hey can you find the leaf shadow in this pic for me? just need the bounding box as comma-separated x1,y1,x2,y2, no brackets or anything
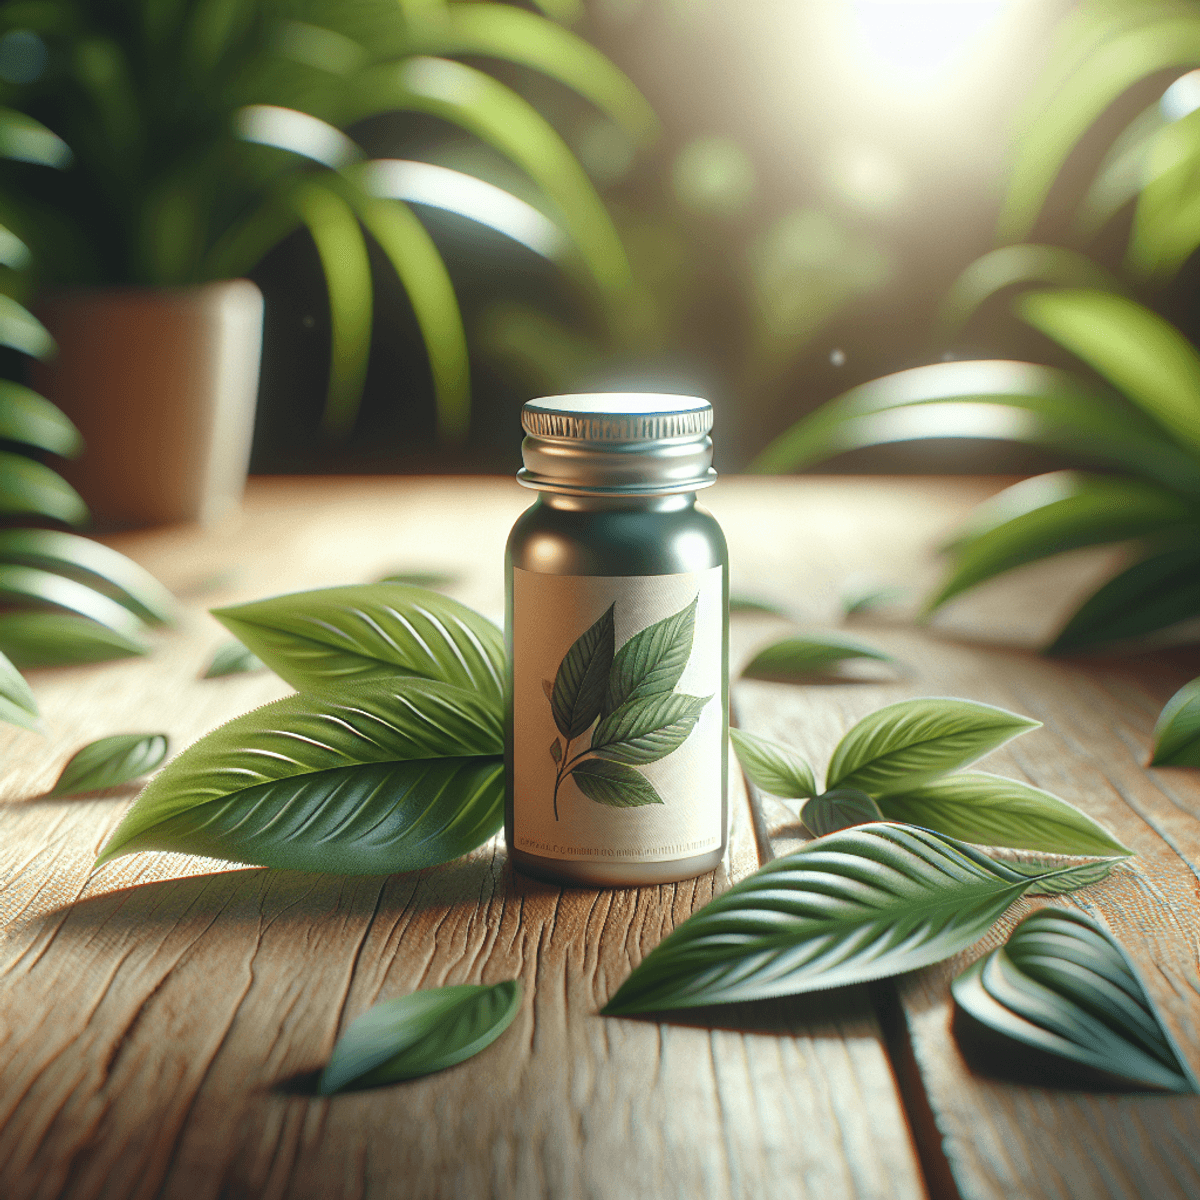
4,782,144,808
951,1004,1167,1094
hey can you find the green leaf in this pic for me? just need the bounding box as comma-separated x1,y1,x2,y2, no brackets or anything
318,981,521,1094
604,595,696,714
0,564,148,639
1018,290,1200,461
741,633,893,680
927,472,1192,613
747,359,1198,491
0,646,37,731
0,612,148,668
549,737,562,763
203,641,265,678
1002,858,1118,896
729,728,817,799
51,733,168,796
95,678,504,873
938,245,1123,337
0,452,88,525
826,698,1040,797
1151,676,1200,766
952,908,1198,1093
729,595,791,617
842,584,905,616
1049,545,1200,653
211,583,505,707
590,692,710,764
293,182,372,440
0,107,71,167
876,772,1129,856
377,570,458,588
569,756,662,808
0,381,83,457
551,602,614,739
337,185,470,445
0,529,175,624
601,823,1085,1014
800,789,881,837
0,295,54,359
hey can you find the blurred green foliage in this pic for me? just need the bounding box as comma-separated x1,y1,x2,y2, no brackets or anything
756,0,1200,654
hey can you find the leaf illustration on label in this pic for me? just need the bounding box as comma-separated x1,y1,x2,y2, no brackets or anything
550,738,562,763
571,757,664,808
550,603,615,739
541,678,554,703
603,596,697,715
591,693,712,764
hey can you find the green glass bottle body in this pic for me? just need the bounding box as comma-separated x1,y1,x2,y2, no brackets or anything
505,490,729,887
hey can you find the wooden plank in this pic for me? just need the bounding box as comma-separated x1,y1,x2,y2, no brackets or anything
722,480,1200,1200
0,477,929,1200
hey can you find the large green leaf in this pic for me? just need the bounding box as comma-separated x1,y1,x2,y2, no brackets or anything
1151,676,1200,767
0,612,148,667
1018,290,1200,461
0,452,88,525
747,361,1196,491
998,13,1200,240
876,772,1129,856
0,564,147,639
938,245,1123,336
741,633,892,680
826,698,1039,797
729,728,817,800
604,595,696,714
95,677,504,872
0,381,83,457
952,908,1198,1093
211,583,505,706
927,472,1193,612
550,602,614,739
569,756,662,808
292,181,372,439
589,692,710,764
50,733,168,796
413,4,657,144
350,57,630,302
319,980,522,1094
601,823,1090,1014
339,185,469,444
0,529,175,624
1049,545,1200,653
0,646,38,731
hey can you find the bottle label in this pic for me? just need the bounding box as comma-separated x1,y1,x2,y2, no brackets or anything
512,566,725,863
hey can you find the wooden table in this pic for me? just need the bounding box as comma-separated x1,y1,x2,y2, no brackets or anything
2,475,1199,1200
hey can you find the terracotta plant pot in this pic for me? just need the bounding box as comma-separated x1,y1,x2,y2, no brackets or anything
32,280,264,529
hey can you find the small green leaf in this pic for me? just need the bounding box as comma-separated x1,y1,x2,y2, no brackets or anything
551,602,614,739
0,296,54,359
377,570,458,588
842,585,906,616
1049,546,1200,653
0,107,72,167
800,789,881,837
1151,677,1200,767
826,698,1040,797
604,595,696,714
1003,858,1118,896
203,641,265,678
601,823,1089,1014
0,381,83,457
549,737,562,763
742,633,893,680
95,678,503,872
876,772,1129,856
0,612,148,668
952,908,1198,1093
590,692,711,765
318,981,521,1094
0,452,88,526
729,595,791,617
569,756,662,808
0,564,148,639
212,583,505,707
729,728,817,799
0,529,175,624
0,647,37,731
51,733,168,796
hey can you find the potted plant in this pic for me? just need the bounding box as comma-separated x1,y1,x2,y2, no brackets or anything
0,0,655,525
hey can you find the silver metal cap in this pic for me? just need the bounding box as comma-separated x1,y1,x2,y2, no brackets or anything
518,393,717,495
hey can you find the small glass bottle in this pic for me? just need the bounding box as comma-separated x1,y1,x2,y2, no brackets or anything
505,393,729,887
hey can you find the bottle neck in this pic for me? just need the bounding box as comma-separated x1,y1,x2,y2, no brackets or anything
536,491,697,514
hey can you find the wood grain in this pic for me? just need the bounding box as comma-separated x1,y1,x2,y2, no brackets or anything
0,477,941,1200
